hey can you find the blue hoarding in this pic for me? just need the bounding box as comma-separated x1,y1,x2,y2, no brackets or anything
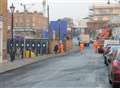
49,20,67,41
42,31,48,38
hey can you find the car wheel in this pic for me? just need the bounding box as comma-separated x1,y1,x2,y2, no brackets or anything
109,78,112,84
112,84,118,88
108,73,112,84
104,58,106,64
104,59,108,66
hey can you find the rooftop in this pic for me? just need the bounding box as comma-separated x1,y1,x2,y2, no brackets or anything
90,3,120,10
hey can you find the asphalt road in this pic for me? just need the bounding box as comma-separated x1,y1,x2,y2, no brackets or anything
0,48,112,88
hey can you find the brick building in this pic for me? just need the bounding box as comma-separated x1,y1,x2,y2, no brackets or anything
8,10,48,38
0,0,8,63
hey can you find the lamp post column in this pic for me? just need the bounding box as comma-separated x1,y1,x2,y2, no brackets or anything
10,3,15,62
11,11,14,41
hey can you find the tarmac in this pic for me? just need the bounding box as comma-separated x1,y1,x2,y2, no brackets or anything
0,47,79,74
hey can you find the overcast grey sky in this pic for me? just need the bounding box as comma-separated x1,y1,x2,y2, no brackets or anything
8,0,118,21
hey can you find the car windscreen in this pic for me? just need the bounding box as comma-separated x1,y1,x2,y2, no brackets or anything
116,54,120,60
111,46,120,51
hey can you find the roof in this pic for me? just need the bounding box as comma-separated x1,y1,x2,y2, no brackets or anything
92,4,120,9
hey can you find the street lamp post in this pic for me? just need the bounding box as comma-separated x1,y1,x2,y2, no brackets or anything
10,3,15,62
10,3,15,43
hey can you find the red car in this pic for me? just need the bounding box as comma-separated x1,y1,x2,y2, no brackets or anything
108,51,120,88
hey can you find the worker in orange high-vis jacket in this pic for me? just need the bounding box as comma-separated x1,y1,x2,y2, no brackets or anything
79,43,85,54
92,41,98,53
97,43,101,53
60,43,64,54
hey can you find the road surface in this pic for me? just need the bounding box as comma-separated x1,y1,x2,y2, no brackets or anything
0,48,112,88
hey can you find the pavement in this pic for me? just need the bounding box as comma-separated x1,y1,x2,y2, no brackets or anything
0,47,112,88
0,47,79,74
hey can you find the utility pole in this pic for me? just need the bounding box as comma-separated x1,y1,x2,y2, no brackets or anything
47,5,50,53
47,5,50,38
20,3,26,37
43,0,46,16
20,3,26,55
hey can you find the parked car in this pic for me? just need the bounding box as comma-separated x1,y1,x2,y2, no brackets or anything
104,45,120,66
103,44,120,56
108,51,120,88
103,45,111,58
